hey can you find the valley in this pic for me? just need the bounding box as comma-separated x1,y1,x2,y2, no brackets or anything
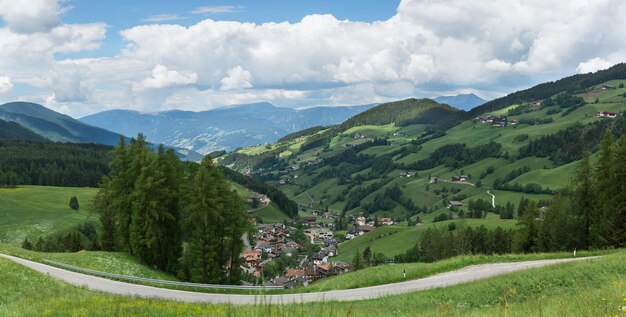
1,63,626,315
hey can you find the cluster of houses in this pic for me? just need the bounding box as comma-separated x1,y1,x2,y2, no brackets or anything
344,216,393,240
429,175,469,183
597,111,618,119
353,133,369,139
245,221,353,288
242,223,302,278
476,115,517,127
245,193,271,207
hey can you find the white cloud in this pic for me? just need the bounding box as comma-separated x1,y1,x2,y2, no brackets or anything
190,5,242,15
0,76,12,93
220,66,252,90
2,0,626,117
0,0,63,33
577,57,615,74
134,65,198,91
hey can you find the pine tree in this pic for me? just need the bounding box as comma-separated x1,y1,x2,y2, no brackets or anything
362,246,372,266
572,151,595,248
94,190,115,251
591,129,615,247
69,196,79,210
21,238,33,250
184,159,222,283
608,136,626,246
352,249,364,270
513,201,540,253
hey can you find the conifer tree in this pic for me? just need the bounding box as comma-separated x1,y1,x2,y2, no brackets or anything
69,196,79,210
591,129,615,246
572,151,595,248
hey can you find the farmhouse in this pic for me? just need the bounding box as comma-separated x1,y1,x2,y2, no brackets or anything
448,200,463,208
242,250,262,266
359,225,376,233
597,111,618,118
301,217,317,226
452,175,469,182
356,216,366,226
345,228,363,240
380,217,394,225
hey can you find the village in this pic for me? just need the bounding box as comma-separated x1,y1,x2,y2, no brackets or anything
240,191,399,288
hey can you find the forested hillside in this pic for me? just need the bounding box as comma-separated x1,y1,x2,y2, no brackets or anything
0,120,46,141
0,140,111,187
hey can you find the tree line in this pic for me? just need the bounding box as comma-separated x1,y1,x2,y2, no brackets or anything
0,140,111,187
95,135,248,284
515,130,626,251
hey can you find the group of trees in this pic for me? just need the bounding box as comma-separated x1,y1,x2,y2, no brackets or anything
0,140,110,187
515,130,626,251
96,135,248,284
399,142,502,171
395,224,514,263
519,117,626,165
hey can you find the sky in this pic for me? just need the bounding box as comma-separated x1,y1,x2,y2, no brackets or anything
0,0,625,117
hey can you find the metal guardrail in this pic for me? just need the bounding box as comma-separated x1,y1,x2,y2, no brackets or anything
41,259,284,290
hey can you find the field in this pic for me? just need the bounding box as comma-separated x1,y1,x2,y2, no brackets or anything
252,203,290,223
0,186,99,246
335,213,517,262
0,250,624,316
0,243,177,281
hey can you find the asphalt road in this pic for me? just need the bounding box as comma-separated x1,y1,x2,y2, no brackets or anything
0,253,594,304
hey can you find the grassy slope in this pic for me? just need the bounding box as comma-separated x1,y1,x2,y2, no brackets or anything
253,203,290,223
0,243,177,281
0,186,99,246
335,213,516,262
0,250,624,316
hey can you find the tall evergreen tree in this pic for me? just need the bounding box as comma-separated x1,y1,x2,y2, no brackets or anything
572,151,595,248
184,159,222,283
591,129,616,247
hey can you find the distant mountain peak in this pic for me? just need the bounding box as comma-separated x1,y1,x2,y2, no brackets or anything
433,93,487,111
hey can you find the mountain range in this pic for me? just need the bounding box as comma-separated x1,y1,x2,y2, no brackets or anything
0,102,202,161
80,103,377,154
79,94,486,155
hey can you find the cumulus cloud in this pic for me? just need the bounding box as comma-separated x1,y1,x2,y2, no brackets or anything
220,66,253,90
0,76,12,93
134,65,198,91
2,0,626,117
0,0,63,33
577,57,615,74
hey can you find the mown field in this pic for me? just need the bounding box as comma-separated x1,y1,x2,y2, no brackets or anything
0,186,99,246
0,249,623,316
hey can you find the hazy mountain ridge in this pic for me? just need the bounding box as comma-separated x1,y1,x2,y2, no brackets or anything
433,93,486,110
0,102,202,161
80,103,378,154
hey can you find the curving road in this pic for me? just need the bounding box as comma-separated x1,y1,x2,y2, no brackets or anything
487,190,496,207
0,253,594,304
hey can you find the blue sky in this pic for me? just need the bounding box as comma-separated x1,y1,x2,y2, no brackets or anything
59,0,400,58
0,0,624,117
